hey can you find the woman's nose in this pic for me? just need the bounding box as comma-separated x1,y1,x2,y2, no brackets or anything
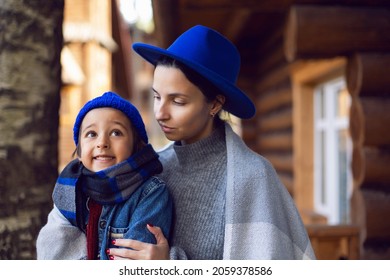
154,100,169,121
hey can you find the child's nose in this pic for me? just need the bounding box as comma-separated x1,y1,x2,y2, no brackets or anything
97,136,109,149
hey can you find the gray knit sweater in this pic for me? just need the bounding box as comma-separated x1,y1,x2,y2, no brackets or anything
158,125,227,260
159,123,315,260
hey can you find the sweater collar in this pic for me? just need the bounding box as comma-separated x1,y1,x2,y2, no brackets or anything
173,124,226,165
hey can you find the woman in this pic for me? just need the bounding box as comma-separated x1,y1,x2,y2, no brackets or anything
108,25,315,260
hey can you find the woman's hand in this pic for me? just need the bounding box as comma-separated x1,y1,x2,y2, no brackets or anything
107,224,170,260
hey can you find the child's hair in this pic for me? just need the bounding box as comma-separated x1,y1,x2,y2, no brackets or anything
72,91,148,158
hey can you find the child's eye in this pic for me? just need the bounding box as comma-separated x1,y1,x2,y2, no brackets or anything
111,130,123,137
85,131,97,138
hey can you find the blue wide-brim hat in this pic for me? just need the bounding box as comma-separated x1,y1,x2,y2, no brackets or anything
73,91,148,146
132,25,256,119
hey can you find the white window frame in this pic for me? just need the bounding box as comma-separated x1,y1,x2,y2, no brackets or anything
314,77,352,224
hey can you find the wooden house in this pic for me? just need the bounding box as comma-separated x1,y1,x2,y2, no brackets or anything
59,0,134,170
134,0,390,259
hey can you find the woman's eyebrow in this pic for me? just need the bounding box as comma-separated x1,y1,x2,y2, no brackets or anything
151,87,186,97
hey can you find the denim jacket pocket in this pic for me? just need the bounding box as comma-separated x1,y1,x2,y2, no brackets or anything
109,227,127,239
108,227,127,248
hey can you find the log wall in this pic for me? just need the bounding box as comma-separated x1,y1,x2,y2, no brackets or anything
248,21,295,195
285,6,390,61
346,52,390,259
282,2,390,259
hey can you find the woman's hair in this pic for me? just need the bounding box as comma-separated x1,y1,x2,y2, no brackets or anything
156,56,225,103
72,120,146,159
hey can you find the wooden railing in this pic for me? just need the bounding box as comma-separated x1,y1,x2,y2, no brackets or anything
306,224,360,260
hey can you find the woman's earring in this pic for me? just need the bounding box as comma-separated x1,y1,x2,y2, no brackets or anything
210,112,216,117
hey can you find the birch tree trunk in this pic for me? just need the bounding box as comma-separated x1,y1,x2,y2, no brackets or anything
0,0,63,259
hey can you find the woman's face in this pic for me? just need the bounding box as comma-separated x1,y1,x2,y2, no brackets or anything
152,65,216,145
78,108,134,172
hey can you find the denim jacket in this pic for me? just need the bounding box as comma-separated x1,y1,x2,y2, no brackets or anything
97,176,172,259
36,176,172,260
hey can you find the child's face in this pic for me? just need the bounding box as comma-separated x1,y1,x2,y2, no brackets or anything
78,108,134,172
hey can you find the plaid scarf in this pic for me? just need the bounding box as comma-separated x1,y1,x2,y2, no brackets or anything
52,144,162,231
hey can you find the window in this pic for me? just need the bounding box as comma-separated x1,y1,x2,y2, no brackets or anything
314,78,352,224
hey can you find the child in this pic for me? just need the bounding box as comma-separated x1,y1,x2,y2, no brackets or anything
36,91,172,260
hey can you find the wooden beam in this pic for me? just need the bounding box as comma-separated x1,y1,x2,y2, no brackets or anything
296,0,390,5
255,64,291,92
352,145,390,188
241,120,257,145
181,0,390,11
349,97,363,147
262,152,293,173
257,85,292,114
288,58,346,84
251,19,286,71
360,189,390,242
152,0,180,48
351,188,390,259
346,52,390,96
257,39,286,76
180,0,293,11
350,97,390,147
257,131,292,151
223,9,252,43
363,147,390,186
285,5,390,61
258,108,292,133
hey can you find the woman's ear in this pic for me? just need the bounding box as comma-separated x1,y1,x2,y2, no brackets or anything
210,94,225,116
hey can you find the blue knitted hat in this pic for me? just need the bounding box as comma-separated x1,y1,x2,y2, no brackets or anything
73,91,148,146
